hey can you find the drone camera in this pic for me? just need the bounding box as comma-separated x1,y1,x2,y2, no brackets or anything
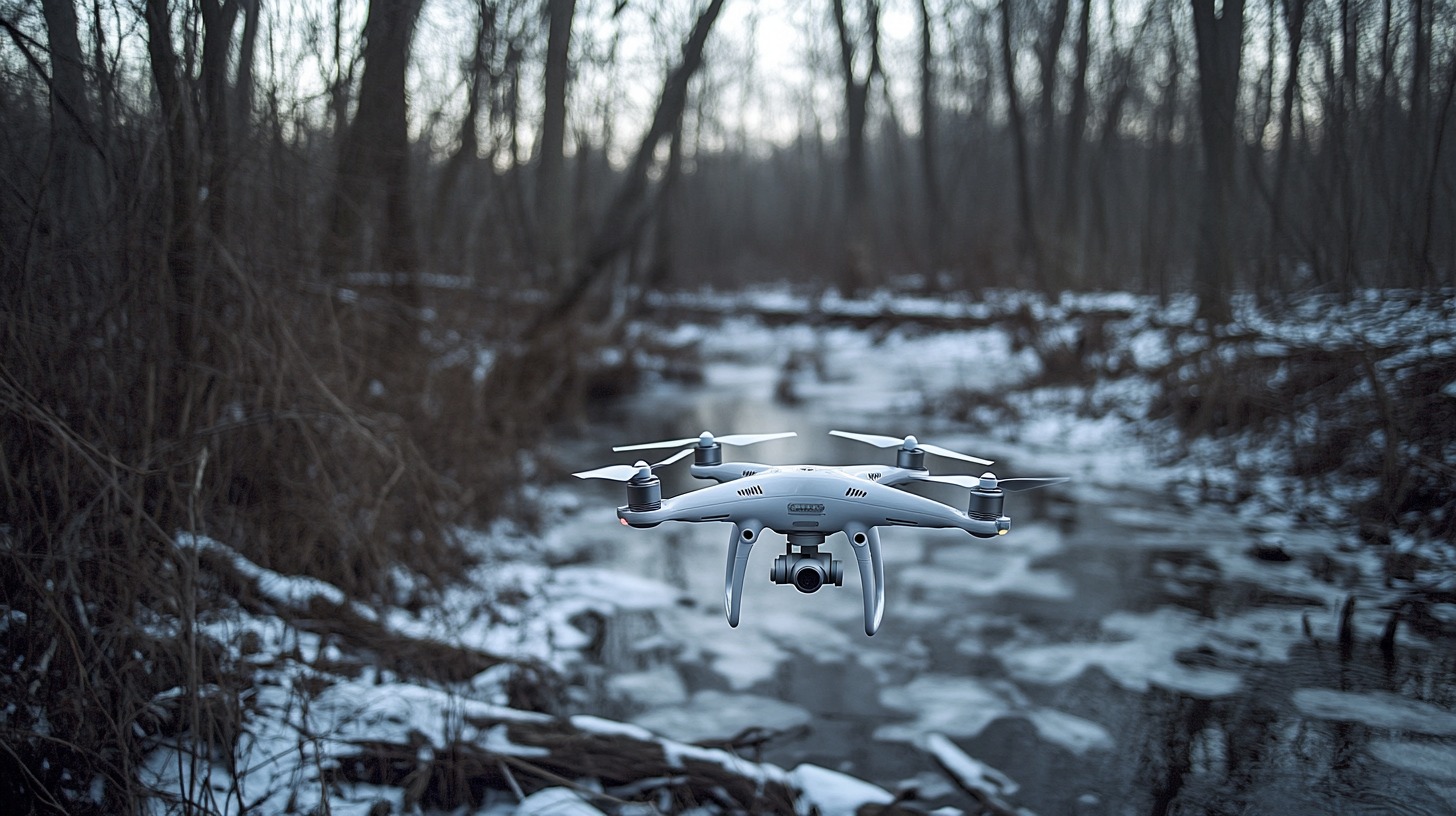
771,550,844,593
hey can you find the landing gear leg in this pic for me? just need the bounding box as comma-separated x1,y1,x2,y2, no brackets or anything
724,522,760,627
846,525,885,635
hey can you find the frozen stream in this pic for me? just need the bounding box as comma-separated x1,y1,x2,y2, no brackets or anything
544,315,1456,815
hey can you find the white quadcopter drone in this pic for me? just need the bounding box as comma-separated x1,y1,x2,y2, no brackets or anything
574,430,1068,635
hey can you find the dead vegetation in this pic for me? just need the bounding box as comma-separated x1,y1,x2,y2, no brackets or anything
916,293,1456,557
1149,313,1456,547
334,720,803,814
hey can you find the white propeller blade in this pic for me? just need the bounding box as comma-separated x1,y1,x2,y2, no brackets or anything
828,430,904,448
907,472,1069,491
613,431,795,452
829,430,994,466
572,448,694,481
997,476,1070,492
916,443,995,467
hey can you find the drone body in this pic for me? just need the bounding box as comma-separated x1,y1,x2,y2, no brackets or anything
575,431,1066,635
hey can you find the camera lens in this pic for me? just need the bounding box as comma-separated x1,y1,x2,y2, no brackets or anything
792,562,825,593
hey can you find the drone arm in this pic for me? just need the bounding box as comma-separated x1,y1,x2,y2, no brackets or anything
844,523,886,636
690,462,773,483
869,468,921,488
724,521,762,627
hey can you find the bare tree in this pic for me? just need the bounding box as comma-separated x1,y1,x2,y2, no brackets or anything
1190,0,1245,323
1059,0,1093,279
918,0,944,276
1266,0,1306,295
1036,0,1071,204
522,0,728,334
39,0,100,248
537,0,577,270
321,0,427,289
999,0,1039,281
832,0,882,295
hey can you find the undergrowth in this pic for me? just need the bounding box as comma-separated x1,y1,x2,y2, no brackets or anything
0,245,588,813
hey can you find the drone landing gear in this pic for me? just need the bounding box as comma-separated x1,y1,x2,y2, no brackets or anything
724,522,762,627
727,529,883,637
845,525,885,636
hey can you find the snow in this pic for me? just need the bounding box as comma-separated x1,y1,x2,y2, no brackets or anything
897,525,1072,601
514,787,609,816
1367,740,1456,782
631,690,813,744
569,714,658,742
176,533,350,611
789,764,894,816
1292,689,1456,736
923,733,1018,795
607,665,689,706
1001,609,1252,699
875,675,1113,755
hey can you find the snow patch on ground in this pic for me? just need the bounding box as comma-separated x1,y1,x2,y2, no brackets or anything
1292,689,1456,735
1367,740,1456,782
875,674,1113,755
998,606,1264,698
789,764,894,816
631,690,813,744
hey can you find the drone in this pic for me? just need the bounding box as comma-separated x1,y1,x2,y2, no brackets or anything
573,430,1068,635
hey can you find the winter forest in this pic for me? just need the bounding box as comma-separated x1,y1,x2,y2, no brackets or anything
3,0,1456,811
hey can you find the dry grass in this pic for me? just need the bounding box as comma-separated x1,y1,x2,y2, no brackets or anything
0,168,549,815
333,719,804,814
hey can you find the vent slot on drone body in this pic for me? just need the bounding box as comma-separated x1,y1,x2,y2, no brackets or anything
741,470,757,478
867,472,882,481
844,487,868,498
737,485,764,497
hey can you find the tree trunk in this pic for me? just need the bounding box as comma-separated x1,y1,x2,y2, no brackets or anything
1267,0,1305,296
832,0,882,296
1036,0,1071,207
41,0,100,247
321,0,426,284
319,0,427,395
198,0,239,239
233,0,261,143
999,0,1039,283
1190,0,1245,324
917,0,943,278
646,108,687,290
537,0,577,271
1059,0,1093,278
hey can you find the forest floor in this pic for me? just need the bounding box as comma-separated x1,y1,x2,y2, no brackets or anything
140,283,1456,815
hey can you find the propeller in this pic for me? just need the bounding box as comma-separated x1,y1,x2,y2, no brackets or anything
572,448,694,482
829,430,994,466
612,430,796,453
908,472,1069,491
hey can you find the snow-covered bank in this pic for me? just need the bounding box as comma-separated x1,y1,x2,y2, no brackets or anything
144,535,907,816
